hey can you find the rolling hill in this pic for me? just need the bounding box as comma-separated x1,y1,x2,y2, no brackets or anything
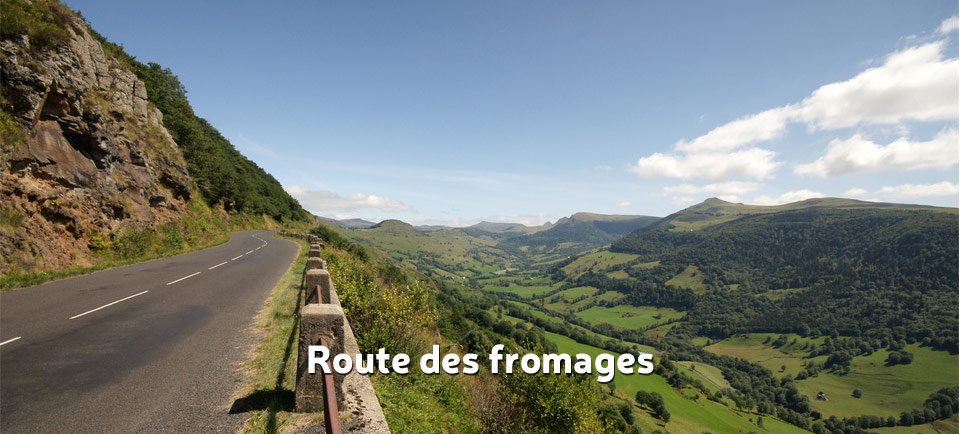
497,212,659,255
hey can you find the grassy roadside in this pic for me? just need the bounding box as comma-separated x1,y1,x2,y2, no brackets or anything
0,234,230,291
235,234,316,434
0,193,297,291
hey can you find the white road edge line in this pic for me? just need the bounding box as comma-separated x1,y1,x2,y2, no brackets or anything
231,255,243,261
252,233,268,247
208,261,228,270
166,272,201,286
0,337,22,346
245,250,254,255
69,291,150,320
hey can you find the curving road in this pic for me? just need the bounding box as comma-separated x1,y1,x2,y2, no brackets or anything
0,230,299,433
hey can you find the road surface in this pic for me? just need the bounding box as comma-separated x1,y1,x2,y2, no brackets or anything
1,230,299,433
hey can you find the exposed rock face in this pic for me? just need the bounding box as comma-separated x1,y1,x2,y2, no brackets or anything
1,16,192,275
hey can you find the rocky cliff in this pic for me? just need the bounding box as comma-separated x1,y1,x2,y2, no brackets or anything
1,5,193,275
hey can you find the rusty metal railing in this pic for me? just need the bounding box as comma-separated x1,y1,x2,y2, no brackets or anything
317,283,342,434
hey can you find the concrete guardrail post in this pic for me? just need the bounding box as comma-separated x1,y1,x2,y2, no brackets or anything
296,303,346,412
304,269,333,305
306,257,325,271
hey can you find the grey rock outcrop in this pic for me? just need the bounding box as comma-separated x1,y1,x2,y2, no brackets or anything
1,14,193,275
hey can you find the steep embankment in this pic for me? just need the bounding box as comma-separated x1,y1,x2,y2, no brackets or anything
1,1,193,273
0,0,307,278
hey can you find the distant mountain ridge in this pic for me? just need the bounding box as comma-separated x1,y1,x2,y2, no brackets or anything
497,212,659,254
321,217,379,229
644,197,942,233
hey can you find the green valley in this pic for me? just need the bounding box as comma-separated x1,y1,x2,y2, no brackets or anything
316,197,959,434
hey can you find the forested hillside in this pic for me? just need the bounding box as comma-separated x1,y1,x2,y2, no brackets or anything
608,204,958,350
329,197,958,433
498,213,658,255
84,30,307,222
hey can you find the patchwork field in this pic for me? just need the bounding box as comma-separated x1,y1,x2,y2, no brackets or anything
575,305,684,330
665,264,707,292
483,284,554,298
704,334,958,423
872,416,958,434
545,332,810,434
704,333,825,377
796,344,958,420
675,361,731,392
561,250,639,277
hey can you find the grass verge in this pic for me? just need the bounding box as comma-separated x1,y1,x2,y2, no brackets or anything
0,234,229,291
235,234,315,434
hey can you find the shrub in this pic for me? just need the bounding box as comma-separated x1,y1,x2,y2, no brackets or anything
0,0,75,50
325,248,433,356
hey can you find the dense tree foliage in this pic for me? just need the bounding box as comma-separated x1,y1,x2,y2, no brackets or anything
82,21,307,221
610,208,958,351
130,63,307,221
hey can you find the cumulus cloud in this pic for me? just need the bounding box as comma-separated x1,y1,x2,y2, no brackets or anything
796,42,958,131
751,189,825,205
876,182,959,199
664,181,761,196
284,185,413,213
843,188,869,197
619,201,632,207
795,128,959,177
480,213,556,226
940,16,959,35
670,196,697,206
674,107,795,153
632,28,958,181
631,148,781,180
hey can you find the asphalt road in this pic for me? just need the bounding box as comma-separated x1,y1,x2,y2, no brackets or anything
0,230,300,433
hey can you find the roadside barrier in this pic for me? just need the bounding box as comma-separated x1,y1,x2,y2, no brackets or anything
279,232,390,433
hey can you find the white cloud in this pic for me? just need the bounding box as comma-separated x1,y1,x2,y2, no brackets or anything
797,42,958,131
619,201,632,207
876,182,959,199
844,187,869,197
479,213,556,226
284,185,413,213
632,30,958,181
664,181,762,196
407,217,477,228
631,148,781,180
670,196,697,206
940,16,959,35
795,128,959,177
408,213,556,228
674,107,795,153
751,189,825,205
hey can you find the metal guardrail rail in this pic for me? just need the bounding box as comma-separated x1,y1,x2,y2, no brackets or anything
282,230,344,432
284,230,390,433
315,267,342,433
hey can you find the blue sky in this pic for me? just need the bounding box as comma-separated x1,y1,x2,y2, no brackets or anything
66,1,958,226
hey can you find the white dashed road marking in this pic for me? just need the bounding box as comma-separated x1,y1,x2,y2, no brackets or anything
0,337,22,346
166,272,201,286
69,291,150,320
208,261,228,270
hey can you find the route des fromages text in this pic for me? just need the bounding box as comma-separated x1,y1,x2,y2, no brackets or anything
307,344,655,383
